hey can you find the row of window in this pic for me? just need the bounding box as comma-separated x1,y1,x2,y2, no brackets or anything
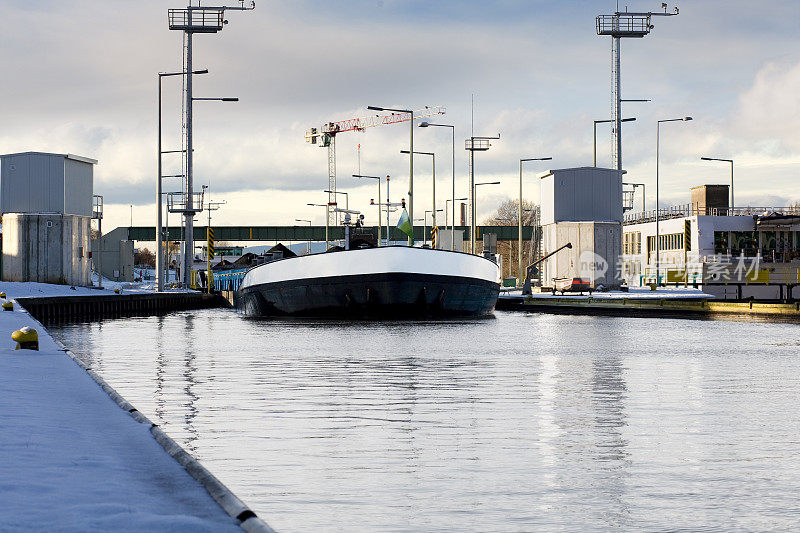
714,231,800,256
623,231,642,255
646,233,684,253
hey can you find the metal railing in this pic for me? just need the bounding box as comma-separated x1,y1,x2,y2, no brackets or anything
624,204,800,225
167,191,204,214
596,14,651,36
465,138,491,151
168,8,224,32
212,268,249,292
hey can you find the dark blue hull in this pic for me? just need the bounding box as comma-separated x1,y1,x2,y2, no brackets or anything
236,272,499,318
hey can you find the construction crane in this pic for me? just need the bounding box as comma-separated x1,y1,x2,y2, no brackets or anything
306,106,445,245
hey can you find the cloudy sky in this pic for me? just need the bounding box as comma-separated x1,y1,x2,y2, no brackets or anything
2,0,798,233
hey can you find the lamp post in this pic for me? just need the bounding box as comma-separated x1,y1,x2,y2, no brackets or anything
445,197,468,248
700,157,734,212
179,93,238,286
295,219,312,254
400,150,435,230
353,174,382,245
474,181,501,250
466,134,500,254
323,189,348,212
519,157,552,283
593,117,636,167
158,69,207,290
369,105,414,244
419,121,456,248
323,189,347,245
307,203,329,249
656,116,693,285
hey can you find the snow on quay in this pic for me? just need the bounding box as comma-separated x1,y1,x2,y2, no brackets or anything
0,282,242,532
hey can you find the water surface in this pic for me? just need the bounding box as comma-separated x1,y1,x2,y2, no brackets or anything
49,310,800,532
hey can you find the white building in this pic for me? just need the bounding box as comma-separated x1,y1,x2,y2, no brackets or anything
621,185,800,300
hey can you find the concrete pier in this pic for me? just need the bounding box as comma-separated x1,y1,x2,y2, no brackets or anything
17,291,224,323
1,282,273,531
498,290,800,318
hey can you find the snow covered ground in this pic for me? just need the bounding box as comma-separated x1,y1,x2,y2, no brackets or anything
0,293,240,531
0,279,194,299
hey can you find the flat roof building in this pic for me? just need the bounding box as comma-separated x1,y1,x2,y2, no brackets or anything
621,184,800,300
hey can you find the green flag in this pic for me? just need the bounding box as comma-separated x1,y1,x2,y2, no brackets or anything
396,208,414,243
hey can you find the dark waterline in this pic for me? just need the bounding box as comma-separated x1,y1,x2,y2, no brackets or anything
49,310,800,532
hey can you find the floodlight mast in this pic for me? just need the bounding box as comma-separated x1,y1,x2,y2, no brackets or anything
167,1,254,287
596,3,679,171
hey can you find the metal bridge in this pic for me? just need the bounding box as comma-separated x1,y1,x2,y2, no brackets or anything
123,225,534,242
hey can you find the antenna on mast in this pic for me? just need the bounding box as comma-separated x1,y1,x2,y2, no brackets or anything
596,3,679,171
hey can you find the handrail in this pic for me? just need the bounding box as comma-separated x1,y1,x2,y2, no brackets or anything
624,204,800,225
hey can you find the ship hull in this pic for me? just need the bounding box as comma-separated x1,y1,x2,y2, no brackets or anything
236,247,500,318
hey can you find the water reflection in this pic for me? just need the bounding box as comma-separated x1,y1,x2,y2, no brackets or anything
48,310,800,532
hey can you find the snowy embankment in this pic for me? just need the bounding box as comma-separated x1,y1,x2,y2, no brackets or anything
0,279,194,298
501,286,715,300
0,284,246,531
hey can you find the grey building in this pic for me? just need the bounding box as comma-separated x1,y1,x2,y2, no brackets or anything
1,152,97,286
538,167,625,288
91,227,134,283
1,152,95,216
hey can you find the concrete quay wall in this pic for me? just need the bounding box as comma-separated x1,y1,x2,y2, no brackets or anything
17,291,224,323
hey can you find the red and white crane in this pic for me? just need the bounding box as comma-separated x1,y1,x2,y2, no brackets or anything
306,106,445,234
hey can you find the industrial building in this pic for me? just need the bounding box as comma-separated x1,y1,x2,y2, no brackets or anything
538,167,624,288
621,184,800,300
1,152,97,286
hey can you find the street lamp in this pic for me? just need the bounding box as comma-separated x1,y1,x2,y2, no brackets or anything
323,189,348,212
466,134,501,254
324,189,347,242
445,197,468,247
419,121,456,248
353,174,383,246
424,209,444,246
519,157,552,283
475,181,501,250
656,116,693,285
401,150,436,230
295,219,312,255
157,68,208,291
700,157,734,212
369,105,415,244
594,117,636,167
307,203,329,250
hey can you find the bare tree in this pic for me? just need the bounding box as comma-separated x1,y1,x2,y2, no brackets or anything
481,199,539,280
134,247,156,267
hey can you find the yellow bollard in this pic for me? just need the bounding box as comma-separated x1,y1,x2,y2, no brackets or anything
114,288,121,294
12,326,39,350
2,301,13,311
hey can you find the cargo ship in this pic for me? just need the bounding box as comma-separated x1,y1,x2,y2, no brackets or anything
235,245,500,318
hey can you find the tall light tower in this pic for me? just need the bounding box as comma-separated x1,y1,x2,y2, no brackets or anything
466,135,500,254
168,1,254,286
596,3,679,170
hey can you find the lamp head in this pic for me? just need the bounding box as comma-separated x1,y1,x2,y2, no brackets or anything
684,116,692,121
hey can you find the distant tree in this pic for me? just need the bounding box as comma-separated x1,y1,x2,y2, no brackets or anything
481,199,540,281
134,247,156,267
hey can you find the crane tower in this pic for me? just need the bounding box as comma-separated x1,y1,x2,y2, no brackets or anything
306,106,445,236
